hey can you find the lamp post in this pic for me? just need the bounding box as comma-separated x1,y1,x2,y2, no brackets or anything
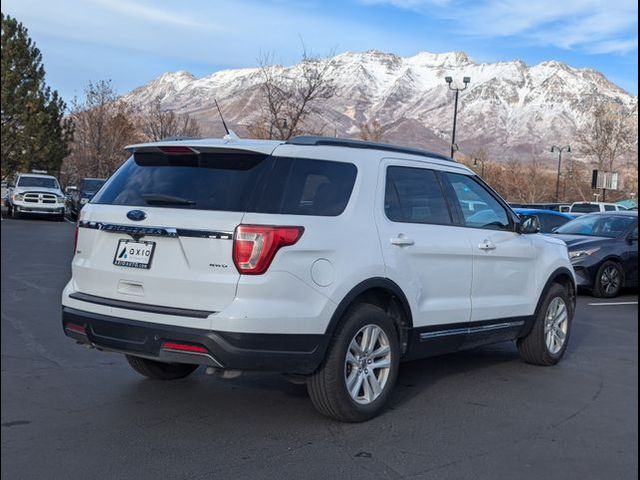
551,145,571,203
445,76,470,158
269,118,288,139
473,157,485,177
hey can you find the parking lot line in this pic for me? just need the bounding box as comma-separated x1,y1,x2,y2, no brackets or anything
588,301,638,306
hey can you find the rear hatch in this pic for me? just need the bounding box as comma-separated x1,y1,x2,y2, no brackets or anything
72,145,275,314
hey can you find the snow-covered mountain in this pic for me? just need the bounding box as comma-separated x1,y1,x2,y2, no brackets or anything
122,50,637,161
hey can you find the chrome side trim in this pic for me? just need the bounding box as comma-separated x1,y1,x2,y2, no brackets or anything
69,292,216,319
78,221,233,240
420,320,525,341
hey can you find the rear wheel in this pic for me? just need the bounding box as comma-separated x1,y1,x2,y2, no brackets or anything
517,283,573,366
126,355,198,380
593,260,623,298
307,303,399,422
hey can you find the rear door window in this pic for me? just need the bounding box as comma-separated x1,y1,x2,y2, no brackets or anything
384,166,452,225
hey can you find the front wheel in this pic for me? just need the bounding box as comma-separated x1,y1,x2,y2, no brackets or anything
517,283,573,366
126,355,198,380
592,261,623,298
307,303,400,422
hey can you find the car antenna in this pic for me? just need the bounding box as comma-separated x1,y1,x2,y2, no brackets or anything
215,99,239,140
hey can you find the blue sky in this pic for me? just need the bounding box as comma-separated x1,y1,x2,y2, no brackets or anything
3,0,637,104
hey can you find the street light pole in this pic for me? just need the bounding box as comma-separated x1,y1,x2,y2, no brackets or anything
551,145,571,203
473,157,485,177
445,76,470,159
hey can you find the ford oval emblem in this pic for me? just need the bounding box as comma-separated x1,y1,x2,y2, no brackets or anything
127,210,147,221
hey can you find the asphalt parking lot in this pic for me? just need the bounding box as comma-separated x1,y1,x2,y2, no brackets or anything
1,217,638,480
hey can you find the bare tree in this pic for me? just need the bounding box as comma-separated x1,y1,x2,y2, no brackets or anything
358,119,387,142
138,97,201,141
579,102,634,172
249,47,336,140
62,80,138,183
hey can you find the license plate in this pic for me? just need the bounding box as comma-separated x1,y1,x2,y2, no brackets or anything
113,240,155,269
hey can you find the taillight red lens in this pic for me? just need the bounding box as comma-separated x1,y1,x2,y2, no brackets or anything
162,342,208,354
233,225,304,275
73,221,79,254
65,322,86,334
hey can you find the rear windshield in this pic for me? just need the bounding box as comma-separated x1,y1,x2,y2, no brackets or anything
81,179,105,193
93,152,357,216
18,176,59,189
571,204,600,213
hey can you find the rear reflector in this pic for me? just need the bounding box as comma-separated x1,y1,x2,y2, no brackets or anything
233,225,304,275
158,146,198,154
73,221,79,254
162,342,209,354
65,322,86,334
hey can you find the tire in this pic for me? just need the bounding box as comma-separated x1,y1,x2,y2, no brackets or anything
11,206,20,219
125,355,198,380
517,283,573,366
307,303,400,422
592,260,624,298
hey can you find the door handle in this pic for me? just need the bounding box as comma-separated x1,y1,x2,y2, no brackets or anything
478,239,496,251
391,236,414,246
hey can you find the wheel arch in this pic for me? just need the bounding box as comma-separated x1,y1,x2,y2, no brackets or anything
324,278,414,355
519,267,576,338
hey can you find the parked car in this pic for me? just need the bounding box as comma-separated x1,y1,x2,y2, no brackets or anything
5,172,65,220
552,211,638,297
570,202,627,215
514,208,574,233
62,136,576,422
67,178,106,219
512,203,571,213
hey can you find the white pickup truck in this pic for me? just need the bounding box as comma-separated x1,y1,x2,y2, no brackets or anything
5,172,66,220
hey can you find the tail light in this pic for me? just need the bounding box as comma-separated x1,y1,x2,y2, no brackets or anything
233,225,304,275
73,221,79,254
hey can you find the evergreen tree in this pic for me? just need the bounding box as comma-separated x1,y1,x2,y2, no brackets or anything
1,13,73,179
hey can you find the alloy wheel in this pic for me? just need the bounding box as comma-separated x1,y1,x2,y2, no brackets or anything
344,324,392,405
544,297,568,355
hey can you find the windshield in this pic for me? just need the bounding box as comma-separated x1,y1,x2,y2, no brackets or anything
81,179,105,193
555,214,635,238
17,176,59,189
571,203,600,213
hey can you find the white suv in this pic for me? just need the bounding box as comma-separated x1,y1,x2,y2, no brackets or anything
6,172,66,220
62,136,576,422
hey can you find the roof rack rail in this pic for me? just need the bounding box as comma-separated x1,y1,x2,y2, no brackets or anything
285,136,454,162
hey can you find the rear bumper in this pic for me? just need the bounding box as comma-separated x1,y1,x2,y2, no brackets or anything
62,307,328,374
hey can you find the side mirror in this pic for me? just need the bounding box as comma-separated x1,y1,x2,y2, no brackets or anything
518,215,541,234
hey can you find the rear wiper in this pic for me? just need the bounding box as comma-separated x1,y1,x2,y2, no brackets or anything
142,194,195,206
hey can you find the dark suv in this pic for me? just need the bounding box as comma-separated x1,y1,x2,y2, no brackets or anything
67,178,105,219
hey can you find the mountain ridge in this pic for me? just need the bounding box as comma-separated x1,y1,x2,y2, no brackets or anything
122,49,637,161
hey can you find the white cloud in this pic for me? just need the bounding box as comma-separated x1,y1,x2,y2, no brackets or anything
363,0,638,55
91,0,206,28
